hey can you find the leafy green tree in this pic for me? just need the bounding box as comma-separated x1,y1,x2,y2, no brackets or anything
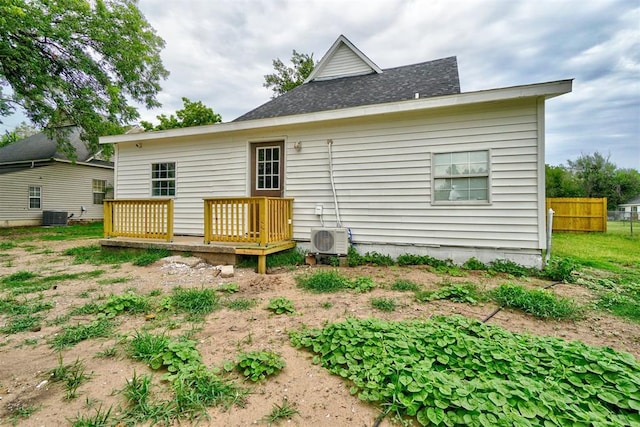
263,50,316,98
545,165,581,198
0,121,39,148
0,0,168,157
140,98,221,131
612,168,640,207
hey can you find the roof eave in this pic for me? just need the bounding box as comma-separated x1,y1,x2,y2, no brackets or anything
100,79,573,145
0,158,113,169
304,35,382,83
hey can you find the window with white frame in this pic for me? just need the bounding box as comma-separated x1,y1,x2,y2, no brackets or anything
92,179,107,204
433,151,489,202
151,162,175,196
256,146,280,190
29,186,41,209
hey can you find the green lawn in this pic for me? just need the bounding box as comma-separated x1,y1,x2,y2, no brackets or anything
0,222,104,241
552,221,639,272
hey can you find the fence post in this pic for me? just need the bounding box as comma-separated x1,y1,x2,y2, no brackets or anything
545,208,554,265
166,199,174,242
203,199,211,244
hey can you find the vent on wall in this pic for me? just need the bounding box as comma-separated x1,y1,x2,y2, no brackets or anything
310,227,349,255
42,211,68,226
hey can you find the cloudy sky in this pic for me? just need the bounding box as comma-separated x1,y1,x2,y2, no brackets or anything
3,0,639,169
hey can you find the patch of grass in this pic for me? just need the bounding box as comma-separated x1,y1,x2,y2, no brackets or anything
370,297,397,312
1,314,42,334
64,245,169,266
266,297,295,315
7,403,40,424
491,283,582,320
396,253,452,268
51,318,114,350
118,372,176,425
267,248,305,268
95,345,119,358
320,301,333,309
415,282,483,305
0,241,16,250
0,295,54,316
0,222,104,241
224,297,258,311
69,405,113,427
49,355,91,399
262,398,299,425
170,287,219,318
390,279,421,292
128,331,170,364
132,249,171,266
1,270,104,295
295,270,350,292
595,292,640,323
347,276,376,292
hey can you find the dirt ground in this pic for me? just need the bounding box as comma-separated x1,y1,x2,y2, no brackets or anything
0,238,638,427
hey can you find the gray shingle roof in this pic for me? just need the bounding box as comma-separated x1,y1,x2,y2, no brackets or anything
234,56,460,122
0,126,93,163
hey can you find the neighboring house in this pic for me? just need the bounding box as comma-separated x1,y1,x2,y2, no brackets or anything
101,35,572,268
0,125,114,227
618,196,640,220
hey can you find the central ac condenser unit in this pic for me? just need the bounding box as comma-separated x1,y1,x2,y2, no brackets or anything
310,227,349,255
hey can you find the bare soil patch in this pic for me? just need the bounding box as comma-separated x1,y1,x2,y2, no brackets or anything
0,238,638,426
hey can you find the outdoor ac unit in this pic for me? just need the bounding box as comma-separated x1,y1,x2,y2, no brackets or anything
310,227,349,255
42,211,68,226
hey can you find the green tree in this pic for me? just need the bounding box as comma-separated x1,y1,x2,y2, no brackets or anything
612,168,640,207
0,0,168,157
545,165,582,198
140,97,221,131
263,50,316,98
0,121,39,148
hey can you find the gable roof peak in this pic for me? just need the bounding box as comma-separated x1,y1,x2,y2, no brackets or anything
304,34,382,83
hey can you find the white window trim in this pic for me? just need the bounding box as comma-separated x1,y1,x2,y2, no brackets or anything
92,179,107,205
150,162,176,197
255,145,282,191
431,149,492,205
28,185,42,210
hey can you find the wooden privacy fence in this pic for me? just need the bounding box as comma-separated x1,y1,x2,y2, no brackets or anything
203,197,293,245
104,199,174,241
546,197,607,232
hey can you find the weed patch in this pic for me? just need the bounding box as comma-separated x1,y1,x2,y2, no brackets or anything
224,297,258,311
491,283,582,319
370,297,397,312
291,315,640,426
51,318,114,350
390,279,421,292
235,350,286,382
266,297,295,315
170,287,219,318
415,282,483,305
296,270,350,292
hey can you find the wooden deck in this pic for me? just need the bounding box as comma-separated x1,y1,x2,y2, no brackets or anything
99,236,296,274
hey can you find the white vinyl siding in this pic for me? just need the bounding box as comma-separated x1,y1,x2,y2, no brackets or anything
314,44,374,80
112,98,544,251
115,136,246,235
0,163,113,226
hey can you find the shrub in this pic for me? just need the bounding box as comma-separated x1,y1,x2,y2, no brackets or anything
542,257,578,282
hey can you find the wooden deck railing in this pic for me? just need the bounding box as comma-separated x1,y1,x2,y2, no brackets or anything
203,197,293,245
104,199,174,241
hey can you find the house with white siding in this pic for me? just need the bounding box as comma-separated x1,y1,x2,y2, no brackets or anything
100,35,572,268
0,125,114,227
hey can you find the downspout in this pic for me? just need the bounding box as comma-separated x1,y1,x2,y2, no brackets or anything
327,139,343,228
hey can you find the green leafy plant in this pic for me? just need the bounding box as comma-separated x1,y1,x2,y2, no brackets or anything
542,256,579,282
391,279,421,292
370,297,397,312
216,282,239,294
0,241,16,250
347,276,376,292
491,283,582,319
462,257,488,270
290,315,640,427
347,247,394,267
236,350,286,382
262,398,299,425
396,253,452,268
489,259,533,277
415,282,482,305
267,297,295,315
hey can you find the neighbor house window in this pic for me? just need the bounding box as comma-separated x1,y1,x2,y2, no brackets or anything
92,179,107,204
433,151,489,202
29,186,41,209
256,146,280,190
151,162,176,196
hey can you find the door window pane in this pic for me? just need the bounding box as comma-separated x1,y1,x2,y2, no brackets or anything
256,146,280,190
